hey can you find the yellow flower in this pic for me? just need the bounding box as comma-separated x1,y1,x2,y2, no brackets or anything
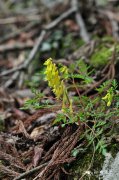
60,66,68,74
44,58,65,99
102,91,113,107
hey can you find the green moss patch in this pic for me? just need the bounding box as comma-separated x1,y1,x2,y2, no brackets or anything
90,46,112,68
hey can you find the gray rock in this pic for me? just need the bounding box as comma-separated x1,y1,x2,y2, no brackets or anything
100,152,119,180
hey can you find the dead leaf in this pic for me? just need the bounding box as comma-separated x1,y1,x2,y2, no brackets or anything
33,146,44,167
30,125,45,140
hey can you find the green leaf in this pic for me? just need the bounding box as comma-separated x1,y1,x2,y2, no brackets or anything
72,149,79,157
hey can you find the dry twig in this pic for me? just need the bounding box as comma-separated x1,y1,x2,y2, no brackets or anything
0,5,77,78
71,0,90,42
13,162,48,180
0,14,41,25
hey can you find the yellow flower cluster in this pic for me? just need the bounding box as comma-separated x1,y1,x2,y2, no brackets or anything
102,90,113,107
60,66,69,77
44,58,64,99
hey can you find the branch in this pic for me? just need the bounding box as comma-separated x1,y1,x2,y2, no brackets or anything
0,6,77,77
0,30,46,77
71,0,90,43
44,6,76,30
0,22,38,44
13,162,48,180
0,14,41,25
0,42,34,53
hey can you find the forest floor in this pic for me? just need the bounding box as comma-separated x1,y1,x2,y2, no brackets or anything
0,0,119,179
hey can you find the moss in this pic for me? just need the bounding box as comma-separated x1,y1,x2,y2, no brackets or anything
67,141,119,180
67,151,104,180
90,46,112,68
89,36,119,68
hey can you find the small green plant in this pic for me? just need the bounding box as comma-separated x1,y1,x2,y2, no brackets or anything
22,57,119,156
90,46,113,68
21,88,45,110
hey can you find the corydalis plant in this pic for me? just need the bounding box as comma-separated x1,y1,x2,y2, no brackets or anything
102,79,118,107
102,88,114,107
44,58,71,110
44,58,66,99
